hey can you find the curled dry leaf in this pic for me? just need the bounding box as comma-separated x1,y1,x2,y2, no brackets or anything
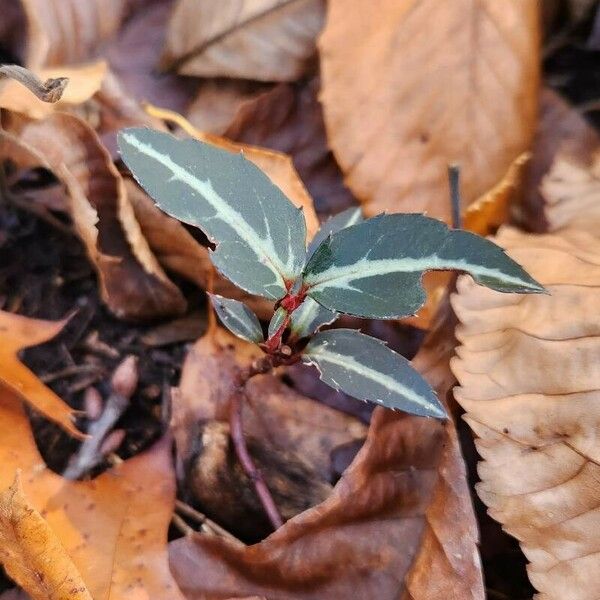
520,88,600,231
169,325,484,599
16,0,129,68
224,78,356,216
319,0,539,221
0,475,92,600
173,327,367,482
451,226,600,599
0,388,185,600
161,0,326,81
542,147,600,236
1,113,186,320
0,310,80,438
0,62,107,119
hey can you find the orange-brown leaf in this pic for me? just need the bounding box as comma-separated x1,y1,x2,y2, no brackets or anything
169,324,484,599
319,0,540,221
0,475,92,600
0,389,185,600
0,310,79,438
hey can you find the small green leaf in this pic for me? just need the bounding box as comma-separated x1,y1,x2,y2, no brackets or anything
303,214,545,318
208,294,264,343
303,329,446,418
307,207,363,259
267,306,288,339
290,298,337,338
118,128,307,300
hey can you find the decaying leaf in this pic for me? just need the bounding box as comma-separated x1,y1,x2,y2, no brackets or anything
542,148,600,236
1,113,186,319
520,88,600,231
169,322,484,599
319,0,539,221
451,225,600,599
0,388,185,599
224,78,356,216
173,327,367,482
0,310,80,438
16,0,129,69
0,475,92,600
161,0,326,81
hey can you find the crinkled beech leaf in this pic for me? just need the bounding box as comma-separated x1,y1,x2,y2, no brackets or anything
303,328,445,418
303,214,545,318
208,294,264,343
118,128,307,300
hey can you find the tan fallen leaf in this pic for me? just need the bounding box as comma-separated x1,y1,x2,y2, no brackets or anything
542,149,600,236
0,475,92,600
0,388,185,599
0,310,80,438
0,62,107,119
521,88,599,231
451,226,600,599
1,113,186,320
169,323,483,598
187,80,270,136
319,0,539,221
161,0,325,81
17,0,128,69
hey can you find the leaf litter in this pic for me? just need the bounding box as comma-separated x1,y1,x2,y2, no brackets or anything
0,0,598,598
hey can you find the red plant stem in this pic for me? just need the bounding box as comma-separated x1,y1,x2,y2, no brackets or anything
229,389,284,530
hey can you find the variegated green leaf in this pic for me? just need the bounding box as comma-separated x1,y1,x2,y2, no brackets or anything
307,207,363,259
118,127,307,300
208,294,264,343
303,214,545,318
290,297,337,338
267,306,288,339
303,329,445,418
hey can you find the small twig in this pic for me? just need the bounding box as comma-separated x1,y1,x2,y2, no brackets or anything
171,513,194,537
175,499,244,546
447,164,462,229
0,64,69,103
40,363,102,384
229,387,283,531
63,356,138,480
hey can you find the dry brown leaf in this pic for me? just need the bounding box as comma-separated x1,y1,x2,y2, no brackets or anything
0,388,185,599
224,78,356,216
542,149,600,236
451,225,600,599
161,0,325,81
1,113,186,320
17,0,129,69
521,88,600,231
187,80,270,136
319,0,540,221
0,62,107,119
169,323,483,599
0,475,92,600
0,310,80,438
173,326,367,481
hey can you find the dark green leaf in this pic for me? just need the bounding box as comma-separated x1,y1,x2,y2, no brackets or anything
307,207,363,259
208,294,263,343
303,329,446,418
118,128,307,300
290,298,337,338
303,214,545,318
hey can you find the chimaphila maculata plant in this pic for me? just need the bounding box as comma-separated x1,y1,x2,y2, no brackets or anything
118,128,545,530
